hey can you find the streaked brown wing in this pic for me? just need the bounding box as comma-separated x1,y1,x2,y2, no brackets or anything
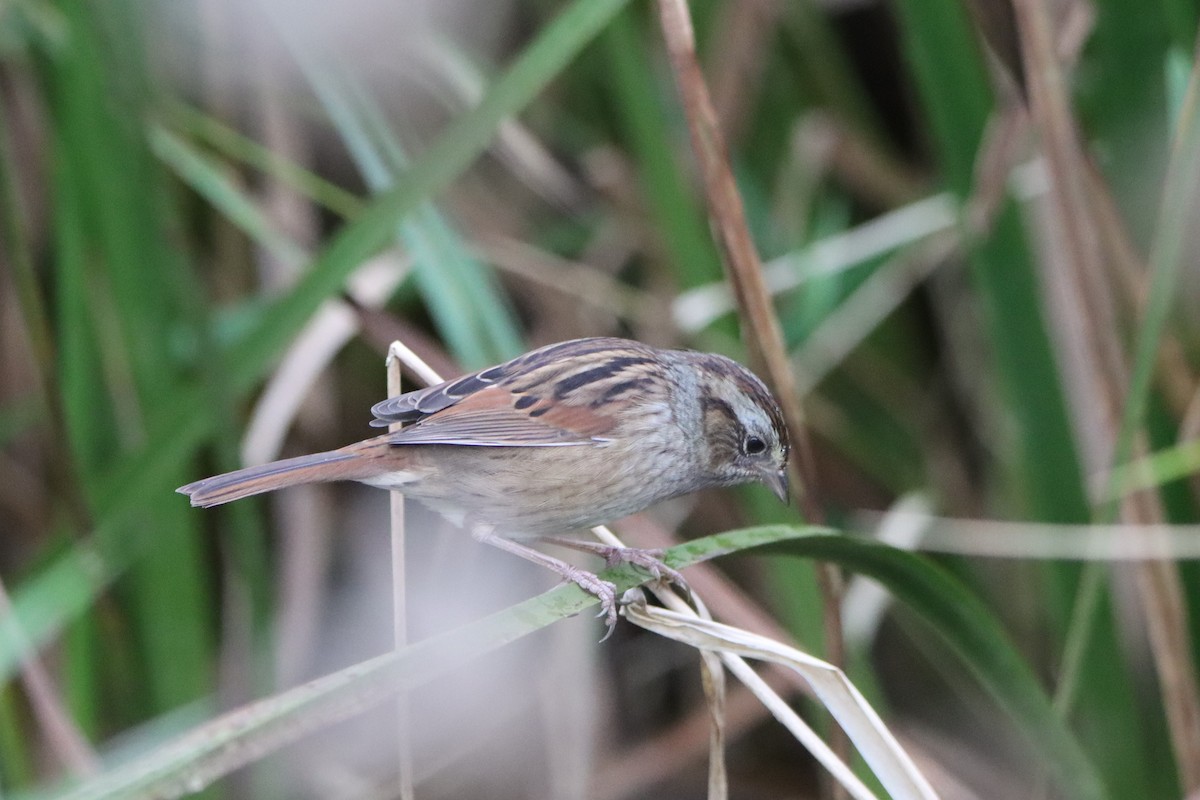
372,338,662,448
385,385,615,447
369,335,633,424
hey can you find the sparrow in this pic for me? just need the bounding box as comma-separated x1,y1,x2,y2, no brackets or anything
179,337,790,633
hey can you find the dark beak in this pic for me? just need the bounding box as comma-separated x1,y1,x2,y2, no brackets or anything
761,467,789,505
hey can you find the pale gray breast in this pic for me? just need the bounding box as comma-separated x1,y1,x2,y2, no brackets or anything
390,404,695,537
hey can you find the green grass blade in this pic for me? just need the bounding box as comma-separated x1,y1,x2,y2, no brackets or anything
223,0,633,387
1109,437,1200,498
891,0,1088,523
0,409,213,684
300,63,521,367
45,0,212,714
32,526,1102,800
1082,0,1173,240
1104,48,1200,516
745,530,1104,800
167,104,365,219
601,10,724,291
0,0,635,687
890,3,1157,795
149,125,308,269
0,682,35,791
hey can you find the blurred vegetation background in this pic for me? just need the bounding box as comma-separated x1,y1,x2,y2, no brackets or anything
1,0,1199,797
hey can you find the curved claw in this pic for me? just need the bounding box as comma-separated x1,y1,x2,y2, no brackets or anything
532,537,689,601
559,565,619,640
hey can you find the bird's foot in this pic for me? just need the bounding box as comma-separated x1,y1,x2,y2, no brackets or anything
536,536,689,596
600,546,688,592
553,564,620,641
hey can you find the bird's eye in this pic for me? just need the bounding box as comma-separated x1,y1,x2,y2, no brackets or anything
744,435,767,455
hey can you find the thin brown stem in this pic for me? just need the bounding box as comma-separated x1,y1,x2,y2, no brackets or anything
0,577,99,777
653,0,847,786
653,0,820,526
1012,0,1200,788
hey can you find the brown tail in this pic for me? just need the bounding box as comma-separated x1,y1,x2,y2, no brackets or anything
178,450,367,508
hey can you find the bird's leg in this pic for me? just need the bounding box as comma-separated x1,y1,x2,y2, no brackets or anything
470,524,619,639
534,536,688,593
